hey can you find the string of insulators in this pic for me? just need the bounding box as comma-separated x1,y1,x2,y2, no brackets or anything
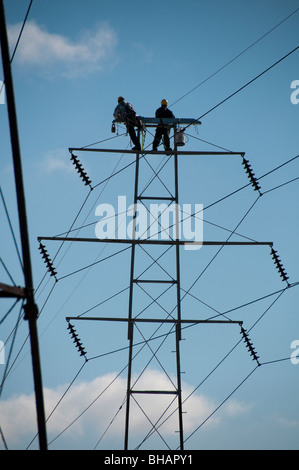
270,247,289,284
70,153,92,188
67,322,87,359
240,326,260,366
242,157,262,194
38,242,57,280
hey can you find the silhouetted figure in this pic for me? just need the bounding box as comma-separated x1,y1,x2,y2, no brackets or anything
152,99,175,151
113,96,142,150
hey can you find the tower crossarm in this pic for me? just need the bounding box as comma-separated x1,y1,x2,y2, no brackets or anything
68,147,244,157
38,236,273,248
0,282,26,298
66,316,243,326
113,116,202,128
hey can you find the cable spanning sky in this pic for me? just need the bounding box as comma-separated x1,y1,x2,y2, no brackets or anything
0,0,299,450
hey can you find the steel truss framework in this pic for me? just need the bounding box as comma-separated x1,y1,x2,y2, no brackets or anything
39,118,272,450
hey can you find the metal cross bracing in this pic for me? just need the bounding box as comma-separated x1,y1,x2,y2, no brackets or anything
38,117,275,450
124,124,184,450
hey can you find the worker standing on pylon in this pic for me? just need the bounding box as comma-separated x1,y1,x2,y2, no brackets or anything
113,97,142,150
152,99,175,151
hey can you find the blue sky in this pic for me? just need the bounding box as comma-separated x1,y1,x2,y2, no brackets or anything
0,0,299,450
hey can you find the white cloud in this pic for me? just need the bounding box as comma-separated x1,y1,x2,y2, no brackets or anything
8,20,118,77
276,416,299,428
38,148,75,175
40,157,72,174
0,369,249,449
224,400,253,416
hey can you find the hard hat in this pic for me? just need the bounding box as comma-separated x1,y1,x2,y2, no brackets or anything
118,96,124,103
161,99,168,106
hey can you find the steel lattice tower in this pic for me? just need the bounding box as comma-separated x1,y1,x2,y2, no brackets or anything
40,116,274,450
124,120,186,449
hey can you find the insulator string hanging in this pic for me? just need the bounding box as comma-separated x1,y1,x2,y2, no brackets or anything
270,247,290,284
70,153,92,189
242,157,262,194
67,321,87,359
240,326,260,366
38,242,57,280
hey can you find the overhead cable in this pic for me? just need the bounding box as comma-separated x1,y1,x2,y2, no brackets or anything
182,43,299,130
170,7,299,107
0,0,34,95
181,367,258,447
0,186,23,271
10,0,34,62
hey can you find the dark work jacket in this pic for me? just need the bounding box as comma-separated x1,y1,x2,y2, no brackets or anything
155,106,175,119
155,106,175,129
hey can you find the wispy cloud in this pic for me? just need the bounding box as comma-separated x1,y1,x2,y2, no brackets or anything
38,148,74,175
276,416,299,428
8,20,118,77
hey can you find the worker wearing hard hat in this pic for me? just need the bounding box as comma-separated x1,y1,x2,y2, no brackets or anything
113,97,142,150
152,99,175,151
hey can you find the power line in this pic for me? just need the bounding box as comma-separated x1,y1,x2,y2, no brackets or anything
192,44,299,125
0,0,33,96
137,287,290,448
0,425,8,450
257,154,299,183
30,19,299,451
262,176,299,195
26,360,87,449
10,0,34,63
42,150,299,249
57,246,130,281
36,150,297,349
182,366,259,447
170,7,299,107
0,301,24,398
34,145,293,446
0,186,23,272
0,0,47,450
2,4,298,450
40,276,297,449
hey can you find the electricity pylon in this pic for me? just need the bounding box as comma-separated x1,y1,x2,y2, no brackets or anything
39,116,275,449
